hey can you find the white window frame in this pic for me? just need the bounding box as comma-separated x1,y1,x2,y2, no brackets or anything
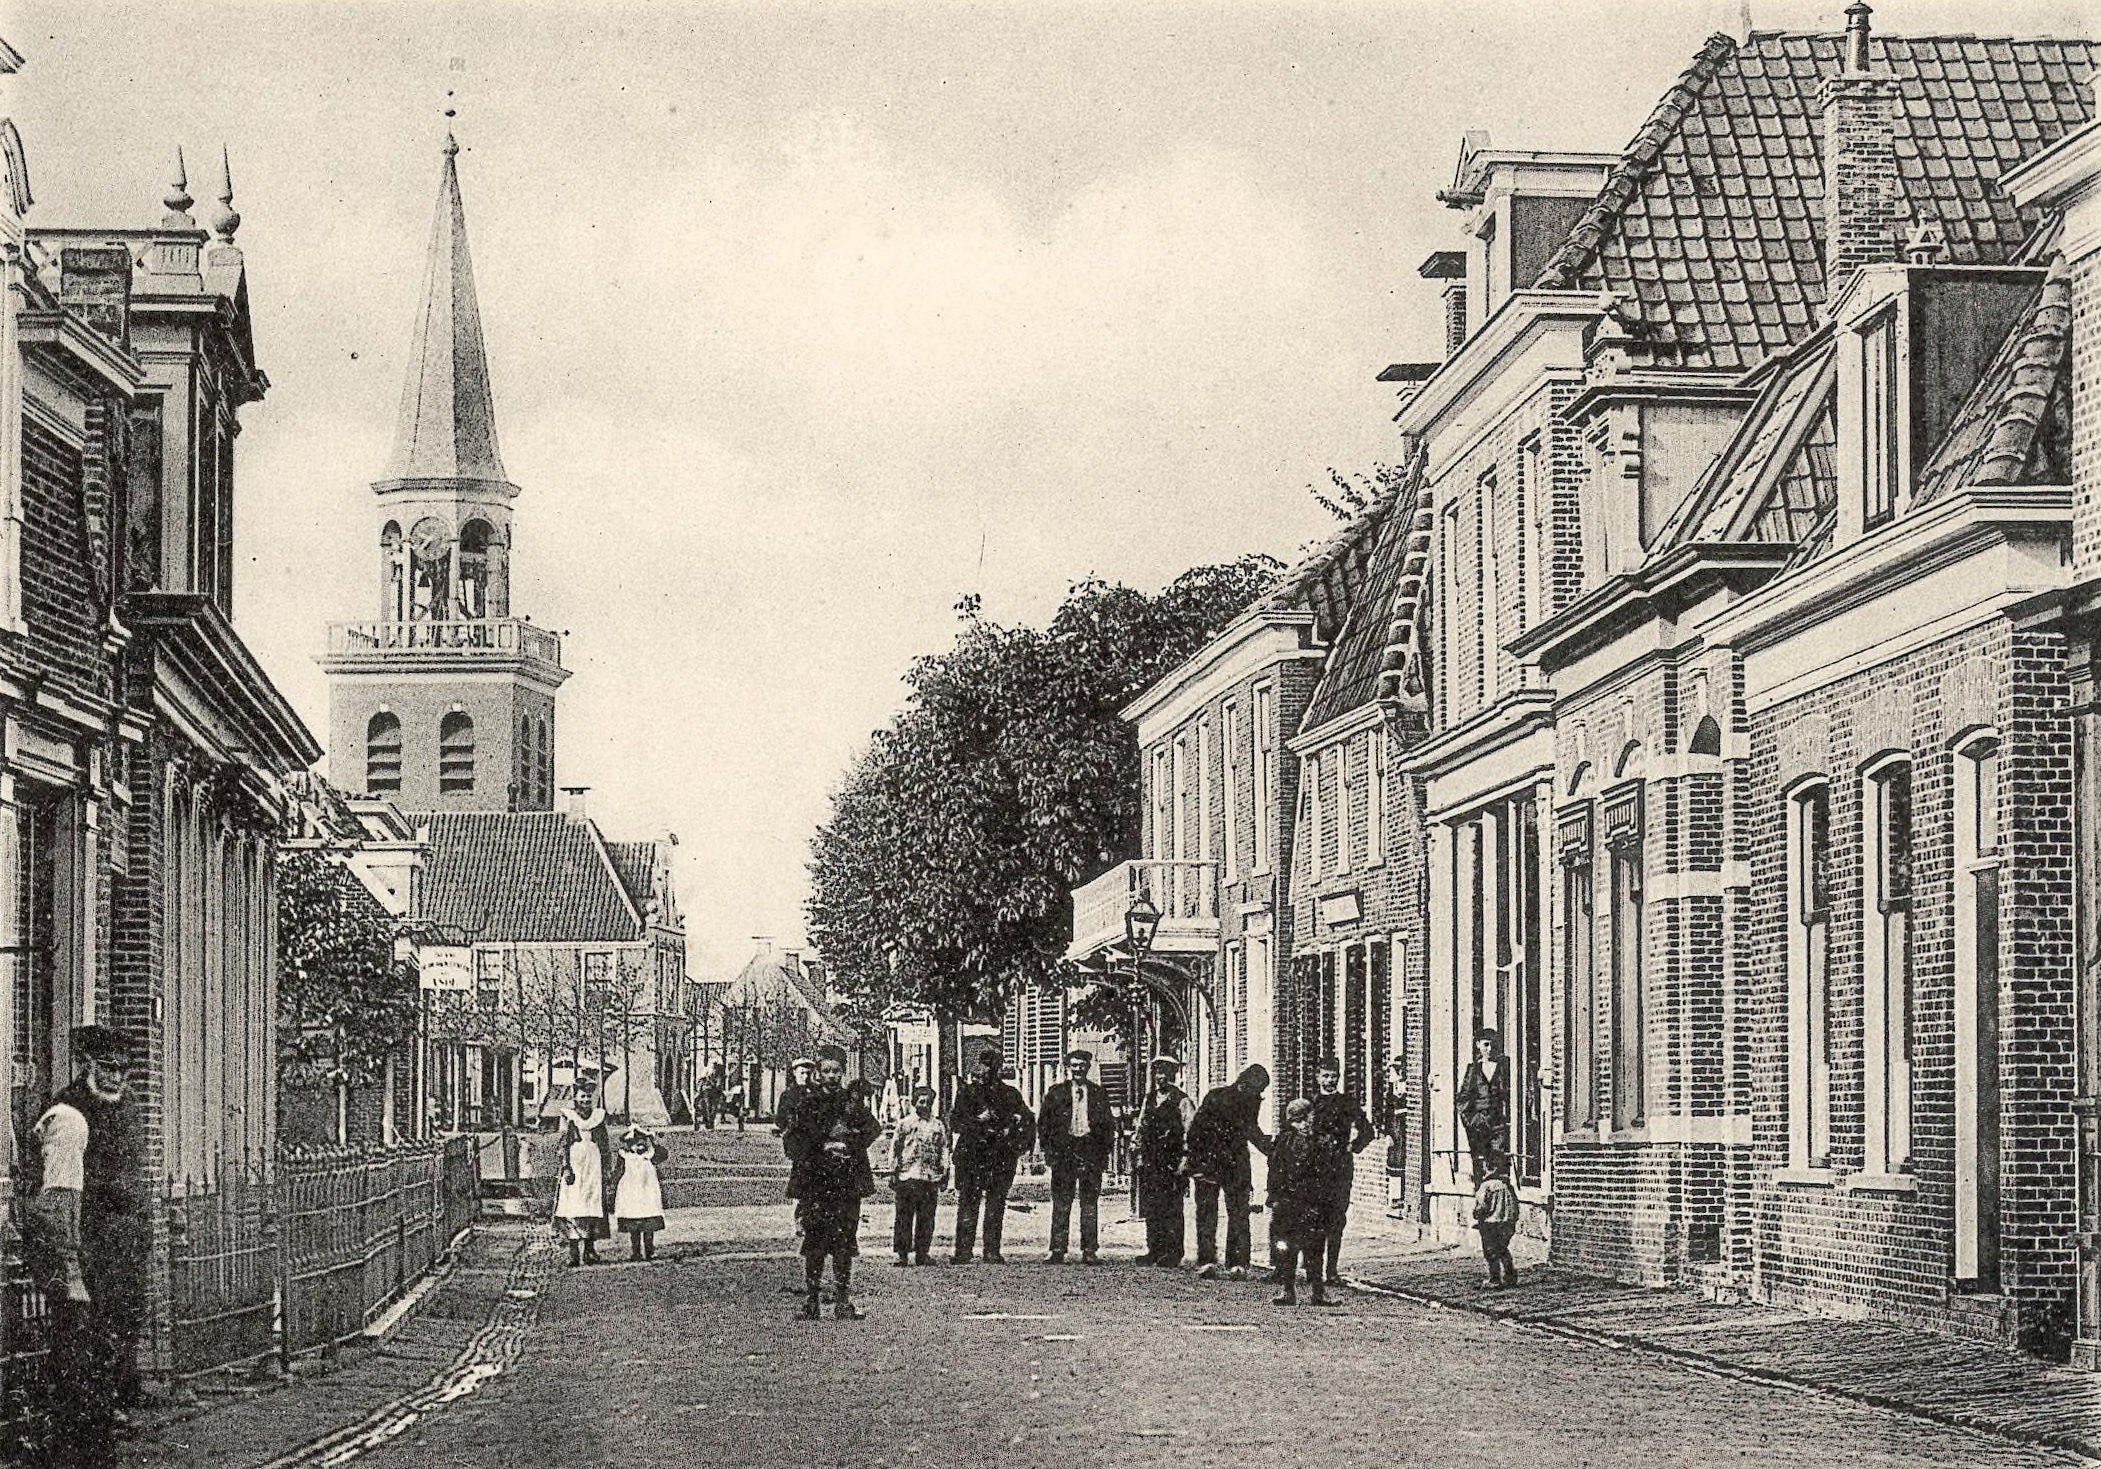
1953,732,2002,1282
1519,432,1546,631
1785,779,1832,1170
1305,749,1324,884
1253,682,1276,874
1366,730,1387,868
1335,739,1356,879
1222,701,1242,883
1480,468,1499,706
1861,754,1914,1177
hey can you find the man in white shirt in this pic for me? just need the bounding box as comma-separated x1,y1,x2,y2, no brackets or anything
1039,1049,1116,1264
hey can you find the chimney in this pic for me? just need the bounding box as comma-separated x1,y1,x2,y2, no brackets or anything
1822,2,1903,288
1419,250,1469,355
560,785,590,823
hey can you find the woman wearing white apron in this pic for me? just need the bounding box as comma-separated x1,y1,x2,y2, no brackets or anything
553,1083,613,1265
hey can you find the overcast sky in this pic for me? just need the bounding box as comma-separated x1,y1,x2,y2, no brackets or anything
9,0,2087,978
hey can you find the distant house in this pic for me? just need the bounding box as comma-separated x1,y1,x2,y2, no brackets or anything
720,942,859,1119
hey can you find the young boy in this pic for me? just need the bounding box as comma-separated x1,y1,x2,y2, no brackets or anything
1266,1098,1341,1307
1472,1153,1520,1289
889,1085,948,1266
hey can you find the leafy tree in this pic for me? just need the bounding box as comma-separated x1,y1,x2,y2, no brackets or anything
807,556,1282,1027
1309,461,1410,522
277,850,420,1089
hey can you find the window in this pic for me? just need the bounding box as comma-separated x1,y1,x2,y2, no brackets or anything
366,712,403,795
1860,307,1900,528
408,516,451,622
1787,783,1833,1168
439,712,476,794
1560,809,1596,1129
1367,731,1387,868
584,951,614,993
1440,499,1461,726
1307,750,1325,883
1519,434,1545,630
1863,757,1914,1173
1253,684,1275,871
1954,737,2001,1287
458,519,493,619
1222,702,1242,882
1336,742,1357,878
1605,791,1644,1132
1196,718,1213,866
381,521,405,621
1479,470,1499,706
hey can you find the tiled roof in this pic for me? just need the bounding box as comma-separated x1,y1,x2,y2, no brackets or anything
412,810,644,944
1301,449,1430,732
1914,270,2070,504
1254,470,1409,642
1652,329,1836,550
605,841,656,908
1536,31,2096,370
724,950,854,1045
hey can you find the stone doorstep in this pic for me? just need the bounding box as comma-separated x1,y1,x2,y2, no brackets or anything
1351,1257,2101,1463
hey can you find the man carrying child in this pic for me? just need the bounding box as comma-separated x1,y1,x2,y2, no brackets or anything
888,1085,948,1267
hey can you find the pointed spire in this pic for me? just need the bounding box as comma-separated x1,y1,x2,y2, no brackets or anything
163,145,194,228
379,134,510,489
208,145,240,242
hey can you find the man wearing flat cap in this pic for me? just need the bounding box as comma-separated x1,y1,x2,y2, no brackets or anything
24,1025,148,1468
949,1047,1033,1264
1133,1056,1196,1267
1038,1048,1116,1264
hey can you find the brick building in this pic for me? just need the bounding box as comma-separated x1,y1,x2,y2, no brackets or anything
1381,9,2095,1351
1,43,326,1385
1066,481,1419,1143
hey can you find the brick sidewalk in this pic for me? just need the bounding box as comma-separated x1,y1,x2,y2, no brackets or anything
124,1223,544,1469
1353,1249,2101,1461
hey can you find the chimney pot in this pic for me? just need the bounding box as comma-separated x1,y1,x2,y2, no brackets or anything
1844,2,1873,76
560,785,590,822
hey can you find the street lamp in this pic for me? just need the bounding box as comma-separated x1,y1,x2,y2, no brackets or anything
1124,893,1160,1214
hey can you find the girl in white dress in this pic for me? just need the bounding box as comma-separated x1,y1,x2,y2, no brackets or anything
614,1127,669,1260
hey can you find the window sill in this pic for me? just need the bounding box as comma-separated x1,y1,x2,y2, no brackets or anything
1842,1172,1917,1196
1774,1166,1836,1188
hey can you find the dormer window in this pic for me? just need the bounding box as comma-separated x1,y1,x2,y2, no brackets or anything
1858,305,1899,529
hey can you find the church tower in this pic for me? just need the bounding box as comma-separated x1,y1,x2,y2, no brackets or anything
321,137,567,811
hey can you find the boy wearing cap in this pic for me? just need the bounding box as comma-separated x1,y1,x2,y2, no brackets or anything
1133,1056,1195,1267
1267,1098,1342,1307
25,1025,148,1467
1038,1048,1115,1264
783,1044,881,1319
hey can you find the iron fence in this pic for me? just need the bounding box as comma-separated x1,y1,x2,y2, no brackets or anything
0,1131,481,1447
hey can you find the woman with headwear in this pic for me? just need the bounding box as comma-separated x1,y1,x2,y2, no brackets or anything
782,1044,881,1320
553,1073,614,1265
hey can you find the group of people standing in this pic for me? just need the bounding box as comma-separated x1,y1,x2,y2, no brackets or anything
550,1072,670,1265
765,1038,1389,1322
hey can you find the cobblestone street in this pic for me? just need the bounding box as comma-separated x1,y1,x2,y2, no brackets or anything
130,1132,2091,1469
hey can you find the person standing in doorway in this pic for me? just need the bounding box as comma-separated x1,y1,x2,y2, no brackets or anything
1307,1057,1375,1286
949,1048,1033,1264
1185,1064,1271,1280
783,1045,881,1319
1039,1049,1115,1264
22,1026,148,1469
1456,1029,1510,1185
1133,1056,1196,1268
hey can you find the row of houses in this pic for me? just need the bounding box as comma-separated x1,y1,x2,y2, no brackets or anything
1070,9,2101,1361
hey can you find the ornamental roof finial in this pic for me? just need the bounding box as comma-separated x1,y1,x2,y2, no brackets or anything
163,145,194,227
209,144,240,242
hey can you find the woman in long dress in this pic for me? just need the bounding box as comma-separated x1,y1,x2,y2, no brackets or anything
553,1086,612,1265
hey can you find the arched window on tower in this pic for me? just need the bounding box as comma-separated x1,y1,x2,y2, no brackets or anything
439,712,476,795
366,713,402,795
537,716,552,806
409,517,451,623
381,521,405,621
458,520,492,621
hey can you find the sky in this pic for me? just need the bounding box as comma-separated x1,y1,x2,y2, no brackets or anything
8,0,2089,979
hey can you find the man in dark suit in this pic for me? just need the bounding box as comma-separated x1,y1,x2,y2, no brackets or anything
1306,1056,1376,1285
1038,1048,1116,1264
1456,1029,1511,1185
949,1048,1034,1264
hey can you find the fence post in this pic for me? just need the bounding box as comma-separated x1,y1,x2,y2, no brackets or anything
262,1173,285,1379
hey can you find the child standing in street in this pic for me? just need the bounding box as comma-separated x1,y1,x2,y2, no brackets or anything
1473,1153,1519,1288
888,1085,948,1266
614,1127,669,1261
1266,1098,1340,1308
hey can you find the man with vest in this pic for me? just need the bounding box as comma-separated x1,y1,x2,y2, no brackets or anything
1133,1056,1196,1268
1038,1048,1117,1264
23,1025,148,1469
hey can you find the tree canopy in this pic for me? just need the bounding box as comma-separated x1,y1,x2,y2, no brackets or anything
807,555,1282,1024
277,850,421,1088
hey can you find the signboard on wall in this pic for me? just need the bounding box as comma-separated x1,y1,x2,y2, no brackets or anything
419,945,474,992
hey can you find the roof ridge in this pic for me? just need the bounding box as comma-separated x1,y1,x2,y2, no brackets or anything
1535,31,1739,292
1251,453,1415,617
